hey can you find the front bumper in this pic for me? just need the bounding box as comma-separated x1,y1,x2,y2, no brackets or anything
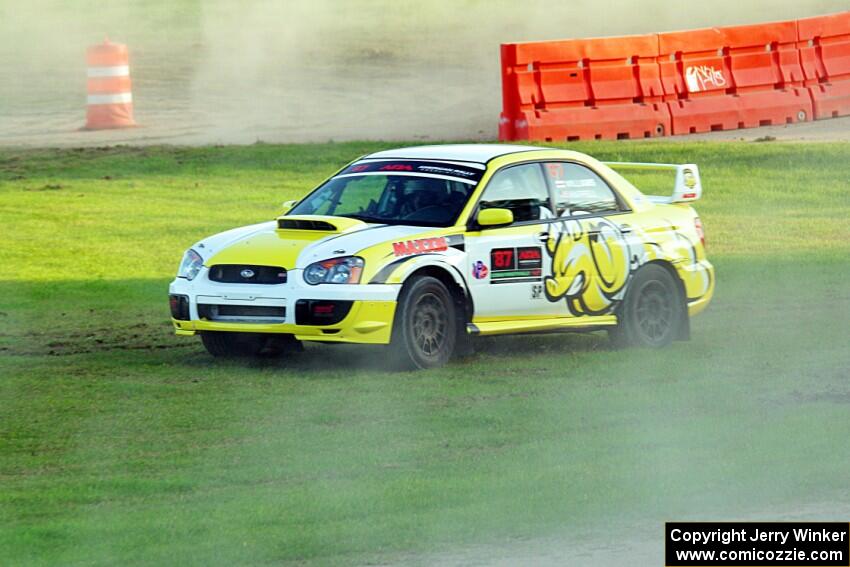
169,267,400,344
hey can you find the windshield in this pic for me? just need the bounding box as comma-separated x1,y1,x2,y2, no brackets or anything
289,160,484,227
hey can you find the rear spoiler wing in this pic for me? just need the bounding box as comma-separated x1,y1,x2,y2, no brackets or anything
603,162,702,204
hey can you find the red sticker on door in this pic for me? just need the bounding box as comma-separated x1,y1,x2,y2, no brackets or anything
489,247,542,284
472,260,489,279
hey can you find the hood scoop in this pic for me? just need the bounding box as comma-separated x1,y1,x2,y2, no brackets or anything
276,215,364,233
278,218,337,231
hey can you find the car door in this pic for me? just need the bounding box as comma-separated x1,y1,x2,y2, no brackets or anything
465,162,555,320
538,161,637,318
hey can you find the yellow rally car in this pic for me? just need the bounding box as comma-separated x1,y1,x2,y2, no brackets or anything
169,145,714,369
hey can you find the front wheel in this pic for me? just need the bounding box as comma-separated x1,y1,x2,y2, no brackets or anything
390,276,457,370
609,264,685,348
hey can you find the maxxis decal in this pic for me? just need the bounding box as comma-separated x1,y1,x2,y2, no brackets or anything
369,235,464,284
393,237,448,257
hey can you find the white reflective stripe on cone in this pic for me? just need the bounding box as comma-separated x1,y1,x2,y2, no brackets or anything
87,65,130,78
87,92,133,105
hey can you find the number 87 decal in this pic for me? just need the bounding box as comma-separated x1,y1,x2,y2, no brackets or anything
491,248,514,270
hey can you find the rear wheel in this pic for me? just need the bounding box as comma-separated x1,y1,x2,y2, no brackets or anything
390,276,457,370
609,264,684,348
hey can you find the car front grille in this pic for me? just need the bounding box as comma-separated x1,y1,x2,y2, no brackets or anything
208,264,287,285
198,304,286,323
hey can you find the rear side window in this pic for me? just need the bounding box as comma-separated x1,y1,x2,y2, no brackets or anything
543,162,620,216
479,163,553,223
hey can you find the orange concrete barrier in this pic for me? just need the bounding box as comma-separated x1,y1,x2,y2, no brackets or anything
658,21,811,135
798,11,850,119
499,35,669,141
84,39,136,130
499,12,849,141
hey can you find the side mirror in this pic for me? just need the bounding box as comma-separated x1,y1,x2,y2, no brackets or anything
476,207,514,228
280,199,298,214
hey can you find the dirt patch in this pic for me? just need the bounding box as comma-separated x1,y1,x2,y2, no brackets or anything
25,183,64,191
654,116,850,143
5,321,192,357
792,386,850,405
2,1,847,147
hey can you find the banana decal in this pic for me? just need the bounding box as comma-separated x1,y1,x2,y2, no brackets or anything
544,218,631,315
544,217,711,316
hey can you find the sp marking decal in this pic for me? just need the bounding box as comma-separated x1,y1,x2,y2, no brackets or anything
531,284,543,300
392,237,448,257
472,260,489,280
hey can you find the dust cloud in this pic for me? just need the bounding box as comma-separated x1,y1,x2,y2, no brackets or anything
0,0,846,146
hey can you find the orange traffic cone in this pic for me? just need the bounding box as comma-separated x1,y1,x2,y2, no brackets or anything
84,38,136,129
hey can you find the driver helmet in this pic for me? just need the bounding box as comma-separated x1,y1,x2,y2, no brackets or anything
404,178,444,210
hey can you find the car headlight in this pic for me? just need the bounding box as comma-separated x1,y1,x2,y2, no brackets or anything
178,248,204,281
304,256,364,285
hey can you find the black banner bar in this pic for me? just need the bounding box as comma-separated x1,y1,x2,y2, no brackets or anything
666,522,849,566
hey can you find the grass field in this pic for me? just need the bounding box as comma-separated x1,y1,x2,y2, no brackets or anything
1,141,849,565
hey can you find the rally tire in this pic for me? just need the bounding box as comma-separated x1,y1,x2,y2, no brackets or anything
201,332,268,357
609,264,685,348
390,276,458,370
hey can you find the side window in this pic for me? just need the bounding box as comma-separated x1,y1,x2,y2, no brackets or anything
479,163,553,223
544,162,621,216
